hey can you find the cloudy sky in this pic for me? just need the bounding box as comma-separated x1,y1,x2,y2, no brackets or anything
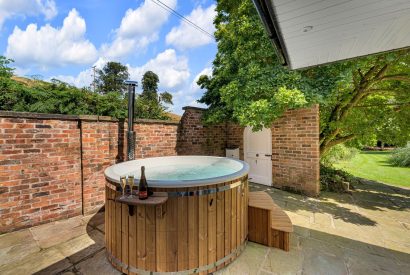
0,0,216,114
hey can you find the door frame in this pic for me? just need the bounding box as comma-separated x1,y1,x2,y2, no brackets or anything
243,126,273,186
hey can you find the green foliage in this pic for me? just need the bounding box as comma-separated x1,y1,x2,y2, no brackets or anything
197,0,311,129
96,62,129,94
315,52,410,153
0,74,128,118
135,71,173,119
0,58,176,120
389,146,410,167
320,164,359,193
141,71,159,101
200,0,410,154
0,56,14,78
321,144,359,166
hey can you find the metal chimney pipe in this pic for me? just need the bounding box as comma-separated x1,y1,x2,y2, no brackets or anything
125,80,138,160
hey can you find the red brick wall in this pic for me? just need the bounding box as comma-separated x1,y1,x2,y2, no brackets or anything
0,117,82,233
181,106,320,196
177,107,226,156
227,124,245,160
271,106,320,196
80,119,122,215
0,105,319,233
0,113,179,233
134,121,178,159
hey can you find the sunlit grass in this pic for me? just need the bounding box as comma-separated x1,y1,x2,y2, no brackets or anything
334,151,410,188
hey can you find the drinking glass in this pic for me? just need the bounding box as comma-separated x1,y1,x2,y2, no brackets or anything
127,175,135,198
120,176,127,198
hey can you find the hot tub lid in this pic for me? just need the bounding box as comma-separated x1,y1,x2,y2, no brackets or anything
104,156,249,188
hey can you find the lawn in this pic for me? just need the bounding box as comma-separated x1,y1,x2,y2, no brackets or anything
334,151,410,188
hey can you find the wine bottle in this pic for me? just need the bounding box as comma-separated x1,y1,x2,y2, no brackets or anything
138,166,148,200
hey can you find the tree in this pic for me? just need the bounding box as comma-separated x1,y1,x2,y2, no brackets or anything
311,52,410,154
96,62,129,94
197,0,310,129
135,71,173,119
141,71,160,101
0,56,14,78
198,0,410,155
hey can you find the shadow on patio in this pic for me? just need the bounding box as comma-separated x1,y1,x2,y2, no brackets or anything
0,180,408,274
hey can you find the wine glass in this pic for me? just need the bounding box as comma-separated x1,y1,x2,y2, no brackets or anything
127,175,135,198
120,176,127,198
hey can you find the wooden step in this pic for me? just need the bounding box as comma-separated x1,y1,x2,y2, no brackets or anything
248,191,293,251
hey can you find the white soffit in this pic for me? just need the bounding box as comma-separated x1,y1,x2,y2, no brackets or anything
271,0,410,69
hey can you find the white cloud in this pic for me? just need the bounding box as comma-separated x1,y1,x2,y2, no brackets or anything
6,9,98,68
190,66,212,92
51,49,190,91
50,57,107,88
101,0,176,59
127,49,190,90
0,0,57,28
49,50,211,115
166,4,216,50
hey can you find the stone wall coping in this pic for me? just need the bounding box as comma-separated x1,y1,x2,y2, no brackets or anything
182,106,208,111
0,111,80,121
0,111,180,125
134,118,180,125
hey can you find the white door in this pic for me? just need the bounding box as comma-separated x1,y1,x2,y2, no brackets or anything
244,127,272,186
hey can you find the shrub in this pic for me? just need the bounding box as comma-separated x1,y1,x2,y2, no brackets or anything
389,146,410,167
320,165,359,193
321,144,359,166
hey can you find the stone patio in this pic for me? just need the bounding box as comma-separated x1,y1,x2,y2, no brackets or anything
0,181,409,275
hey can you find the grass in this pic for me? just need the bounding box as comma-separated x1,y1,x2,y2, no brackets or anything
334,151,410,188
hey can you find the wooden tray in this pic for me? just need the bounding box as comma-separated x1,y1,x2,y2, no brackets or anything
115,192,168,206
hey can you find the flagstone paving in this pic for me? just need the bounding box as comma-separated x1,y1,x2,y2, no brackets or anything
0,180,409,275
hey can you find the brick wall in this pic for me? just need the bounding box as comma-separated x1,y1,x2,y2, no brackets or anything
135,120,178,159
271,106,320,196
180,106,320,196
177,107,226,156
0,116,82,233
0,112,179,233
0,105,319,233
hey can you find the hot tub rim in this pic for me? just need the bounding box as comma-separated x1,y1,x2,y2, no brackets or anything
104,155,250,188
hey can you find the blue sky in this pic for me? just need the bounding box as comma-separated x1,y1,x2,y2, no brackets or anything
0,0,217,114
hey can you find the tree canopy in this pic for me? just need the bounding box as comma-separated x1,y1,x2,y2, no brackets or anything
96,61,129,94
0,58,174,121
135,71,173,120
198,0,410,155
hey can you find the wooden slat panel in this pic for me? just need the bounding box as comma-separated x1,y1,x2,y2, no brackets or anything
231,185,237,251
109,188,114,260
105,188,110,253
156,199,167,272
248,206,269,245
177,190,188,271
188,187,199,270
245,180,249,239
236,183,241,247
224,188,231,259
128,205,137,275
207,185,217,273
198,189,208,275
241,183,243,243
116,201,122,267
137,205,146,270
216,183,225,270
166,196,178,272
121,203,129,273
283,232,290,252
145,205,156,271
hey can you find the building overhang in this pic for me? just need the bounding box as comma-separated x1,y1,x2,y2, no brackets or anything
252,0,410,69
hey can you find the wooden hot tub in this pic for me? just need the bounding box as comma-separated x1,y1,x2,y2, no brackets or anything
104,156,249,274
